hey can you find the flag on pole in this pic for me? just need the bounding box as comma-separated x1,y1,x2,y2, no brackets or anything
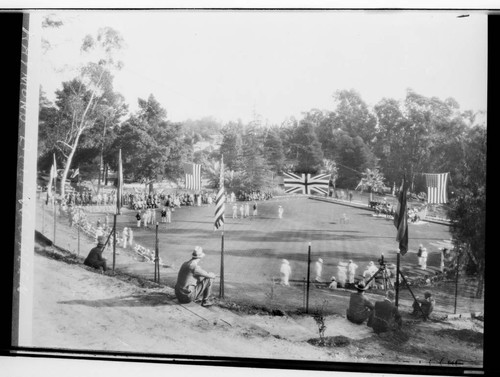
393,177,409,255
283,172,330,195
183,163,202,190
70,168,80,179
425,173,449,204
46,153,57,204
116,149,123,215
214,157,225,230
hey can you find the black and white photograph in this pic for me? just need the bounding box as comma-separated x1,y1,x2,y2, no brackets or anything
9,5,490,376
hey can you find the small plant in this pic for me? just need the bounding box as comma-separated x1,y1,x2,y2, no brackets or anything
312,299,329,345
265,277,275,301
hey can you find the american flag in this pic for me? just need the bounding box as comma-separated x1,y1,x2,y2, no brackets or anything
393,177,408,255
283,172,330,195
425,173,449,204
183,163,202,190
214,157,225,230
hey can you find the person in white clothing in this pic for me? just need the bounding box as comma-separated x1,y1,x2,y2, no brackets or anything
278,205,284,219
328,276,337,289
128,228,134,247
280,259,292,286
122,227,129,248
420,248,428,270
337,263,347,288
244,202,250,217
232,204,238,219
314,258,324,282
239,204,245,219
347,260,358,285
166,207,172,223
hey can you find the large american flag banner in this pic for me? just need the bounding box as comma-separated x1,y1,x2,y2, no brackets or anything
425,173,449,204
214,157,225,230
283,172,330,195
183,163,201,190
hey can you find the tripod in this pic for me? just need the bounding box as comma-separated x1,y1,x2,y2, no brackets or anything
364,263,394,291
364,259,427,319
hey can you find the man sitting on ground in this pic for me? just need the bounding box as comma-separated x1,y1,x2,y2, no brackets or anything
175,246,217,307
367,290,402,334
84,235,108,272
346,282,374,324
412,291,435,320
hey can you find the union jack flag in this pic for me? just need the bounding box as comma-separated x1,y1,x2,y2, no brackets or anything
283,172,330,195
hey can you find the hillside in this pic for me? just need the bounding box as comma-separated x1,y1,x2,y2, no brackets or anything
31,230,484,371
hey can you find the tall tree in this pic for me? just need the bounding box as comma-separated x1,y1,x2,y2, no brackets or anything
293,120,324,174
42,27,125,197
112,94,191,183
219,122,244,171
448,125,486,298
239,126,272,191
332,89,377,146
263,126,286,174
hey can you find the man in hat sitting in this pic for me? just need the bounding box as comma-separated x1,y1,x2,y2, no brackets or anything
346,282,374,324
367,290,402,334
175,246,217,307
84,235,108,272
412,291,435,320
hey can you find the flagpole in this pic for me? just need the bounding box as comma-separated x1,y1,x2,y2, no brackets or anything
395,249,401,306
53,195,56,251
112,213,117,271
306,242,311,313
220,223,225,298
155,222,160,283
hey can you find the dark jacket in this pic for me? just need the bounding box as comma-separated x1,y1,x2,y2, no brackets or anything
175,259,212,303
369,298,402,333
346,292,374,324
84,246,107,271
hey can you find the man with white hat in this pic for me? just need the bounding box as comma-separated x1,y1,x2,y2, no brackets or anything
346,282,374,324
175,246,217,307
84,235,108,272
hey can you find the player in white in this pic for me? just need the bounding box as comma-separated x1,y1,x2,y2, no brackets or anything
278,205,284,219
314,258,324,282
232,203,238,219
280,259,292,286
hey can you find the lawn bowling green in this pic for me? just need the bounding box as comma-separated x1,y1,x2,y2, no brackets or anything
88,196,454,313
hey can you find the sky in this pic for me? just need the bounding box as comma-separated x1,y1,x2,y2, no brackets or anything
39,10,487,125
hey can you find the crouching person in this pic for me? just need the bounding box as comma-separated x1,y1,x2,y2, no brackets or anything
367,290,402,334
84,236,108,272
346,282,374,324
412,291,435,320
175,246,217,307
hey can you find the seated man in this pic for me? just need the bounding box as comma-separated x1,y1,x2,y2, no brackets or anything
346,282,374,324
412,291,435,320
367,290,402,334
175,246,217,307
84,236,107,272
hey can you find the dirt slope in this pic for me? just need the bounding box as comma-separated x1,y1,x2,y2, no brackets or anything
31,235,484,369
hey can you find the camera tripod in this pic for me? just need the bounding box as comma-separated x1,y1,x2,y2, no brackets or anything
364,255,427,318
364,261,395,291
